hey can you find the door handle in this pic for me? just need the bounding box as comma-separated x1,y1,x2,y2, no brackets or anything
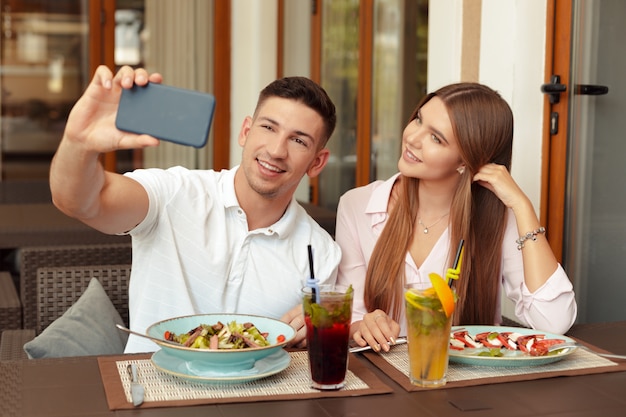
575,84,609,95
541,75,567,104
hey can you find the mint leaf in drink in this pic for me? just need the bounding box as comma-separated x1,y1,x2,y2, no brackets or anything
304,285,353,328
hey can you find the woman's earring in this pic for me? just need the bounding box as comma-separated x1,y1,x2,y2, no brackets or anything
457,166,465,175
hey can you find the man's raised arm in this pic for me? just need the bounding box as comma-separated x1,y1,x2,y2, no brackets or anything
50,65,162,235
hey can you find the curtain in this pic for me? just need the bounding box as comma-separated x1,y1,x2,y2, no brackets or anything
143,0,214,169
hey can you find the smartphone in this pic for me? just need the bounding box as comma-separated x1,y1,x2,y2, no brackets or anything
115,82,216,148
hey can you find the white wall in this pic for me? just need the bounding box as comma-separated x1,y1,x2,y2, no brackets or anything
230,0,312,202
230,0,278,168
428,0,547,210
427,0,464,87
428,0,548,319
479,0,547,213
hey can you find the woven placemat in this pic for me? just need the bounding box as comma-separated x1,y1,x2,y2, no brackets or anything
98,350,392,410
362,339,626,391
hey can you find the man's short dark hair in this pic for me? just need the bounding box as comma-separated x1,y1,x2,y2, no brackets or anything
255,77,336,146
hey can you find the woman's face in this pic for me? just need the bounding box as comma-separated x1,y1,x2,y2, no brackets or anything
397,96,464,182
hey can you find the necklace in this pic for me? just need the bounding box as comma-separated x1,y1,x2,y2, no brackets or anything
418,213,450,234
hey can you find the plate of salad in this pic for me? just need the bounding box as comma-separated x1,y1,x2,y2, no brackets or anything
449,325,577,367
146,314,295,374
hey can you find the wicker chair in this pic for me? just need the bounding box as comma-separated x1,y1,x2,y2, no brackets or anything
0,272,21,333
35,264,131,334
18,243,132,330
0,264,131,361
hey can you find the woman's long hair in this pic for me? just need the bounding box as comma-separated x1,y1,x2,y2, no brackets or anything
364,83,514,325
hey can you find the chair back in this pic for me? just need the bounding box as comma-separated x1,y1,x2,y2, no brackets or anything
19,243,132,329
36,264,131,334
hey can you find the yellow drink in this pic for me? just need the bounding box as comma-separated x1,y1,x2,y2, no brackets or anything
405,284,454,387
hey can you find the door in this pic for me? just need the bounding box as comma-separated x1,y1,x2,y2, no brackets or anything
545,0,626,323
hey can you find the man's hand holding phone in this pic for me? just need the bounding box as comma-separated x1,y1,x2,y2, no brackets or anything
63,65,164,154
115,81,216,148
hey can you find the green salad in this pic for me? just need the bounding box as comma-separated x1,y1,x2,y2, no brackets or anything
164,320,281,350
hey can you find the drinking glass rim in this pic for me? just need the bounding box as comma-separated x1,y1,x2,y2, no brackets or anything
302,285,352,295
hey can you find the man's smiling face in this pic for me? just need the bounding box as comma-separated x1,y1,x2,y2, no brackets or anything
237,97,329,200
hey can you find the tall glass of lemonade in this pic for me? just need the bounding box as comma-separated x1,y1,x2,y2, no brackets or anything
404,277,456,387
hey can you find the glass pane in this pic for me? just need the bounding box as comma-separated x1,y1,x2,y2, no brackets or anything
564,0,626,322
318,0,360,211
115,0,145,174
115,8,143,67
371,0,427,181
1,1,90,179
317,0,428,211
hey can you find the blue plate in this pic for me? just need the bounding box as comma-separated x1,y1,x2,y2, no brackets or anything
151,348,291,384
449,325,577,367
146,314,295,373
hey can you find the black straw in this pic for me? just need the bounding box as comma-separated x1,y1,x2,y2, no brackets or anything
307,244,316,299
307,244,315,279
448,239,464,286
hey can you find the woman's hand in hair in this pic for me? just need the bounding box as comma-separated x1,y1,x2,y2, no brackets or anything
472,163,530,210
350,310,401,352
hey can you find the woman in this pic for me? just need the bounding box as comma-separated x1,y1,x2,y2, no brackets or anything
336,83,577,352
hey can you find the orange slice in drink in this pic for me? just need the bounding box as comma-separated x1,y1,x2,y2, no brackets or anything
429,273,456,317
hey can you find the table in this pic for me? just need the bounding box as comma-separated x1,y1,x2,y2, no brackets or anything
2,321,626,417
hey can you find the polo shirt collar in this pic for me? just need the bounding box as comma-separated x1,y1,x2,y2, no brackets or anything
220,165,297,237
221,165,240,209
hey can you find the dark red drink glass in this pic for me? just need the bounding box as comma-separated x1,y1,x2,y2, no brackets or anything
302,285,353,390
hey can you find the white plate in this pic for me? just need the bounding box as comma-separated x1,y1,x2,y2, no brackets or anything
449,325,576,367
151,348,291,384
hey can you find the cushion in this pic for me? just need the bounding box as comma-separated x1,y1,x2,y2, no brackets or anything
23,278,129,358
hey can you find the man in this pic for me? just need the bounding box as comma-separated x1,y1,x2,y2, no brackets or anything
50,66,341,352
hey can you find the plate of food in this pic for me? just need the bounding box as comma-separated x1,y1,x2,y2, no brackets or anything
145,313,295,379
449,325,576,367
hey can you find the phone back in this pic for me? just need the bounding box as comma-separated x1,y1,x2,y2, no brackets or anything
115,83,216,148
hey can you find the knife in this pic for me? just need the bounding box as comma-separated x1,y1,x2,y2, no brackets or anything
127,363,145,406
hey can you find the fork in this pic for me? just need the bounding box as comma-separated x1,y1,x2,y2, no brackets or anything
548,341,626,360
349,338,407,353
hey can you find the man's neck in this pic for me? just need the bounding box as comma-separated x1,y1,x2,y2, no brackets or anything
234,168,292,230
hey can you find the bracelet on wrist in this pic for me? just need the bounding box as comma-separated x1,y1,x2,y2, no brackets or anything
516,226,546,250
